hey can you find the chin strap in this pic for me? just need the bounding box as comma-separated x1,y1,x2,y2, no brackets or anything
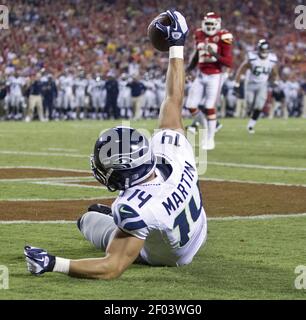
105,168,117,191
124,177,130,190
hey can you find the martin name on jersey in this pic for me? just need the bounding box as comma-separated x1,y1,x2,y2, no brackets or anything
111,130,207,267
247,51,278,84
194,28,233,74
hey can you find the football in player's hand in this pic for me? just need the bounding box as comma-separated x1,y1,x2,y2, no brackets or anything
147,14,171,52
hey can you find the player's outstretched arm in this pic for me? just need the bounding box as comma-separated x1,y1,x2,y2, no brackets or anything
234,59,250,84
24,229,145,279
155,10,188,133
270,65,280,83
69,229,144,279
159,52,185,132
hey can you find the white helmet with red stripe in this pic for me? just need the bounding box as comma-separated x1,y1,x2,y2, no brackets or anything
202,12,221,36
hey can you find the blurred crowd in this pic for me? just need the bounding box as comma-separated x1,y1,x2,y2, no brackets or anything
0,0,305,120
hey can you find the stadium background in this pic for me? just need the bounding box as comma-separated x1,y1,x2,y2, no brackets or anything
0,0,306,300
0,0,305,120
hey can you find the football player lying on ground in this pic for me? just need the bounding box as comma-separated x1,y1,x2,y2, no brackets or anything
24,10,208,280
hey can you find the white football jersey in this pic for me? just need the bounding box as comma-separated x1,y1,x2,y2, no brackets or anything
247,51,278,84
288,81,300,99
143,79,156,91
118,79,129,93
224,79,237,100
154,78,166,92
7,76,25,96
112,130,207,266
281,80,300,100
59,75,74,95
154,78,166,106
118,79,131,99
74,78,88,96
88,79,105,95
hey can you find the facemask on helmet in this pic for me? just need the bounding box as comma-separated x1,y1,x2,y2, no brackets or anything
91,126,156,192
257,39,270,59
202,12,221,36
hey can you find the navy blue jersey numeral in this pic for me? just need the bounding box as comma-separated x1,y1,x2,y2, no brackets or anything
161,132,181,146
173,209,190,247
127,189,152,208
174,183,203,247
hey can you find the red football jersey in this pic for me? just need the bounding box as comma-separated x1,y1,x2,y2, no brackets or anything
194,28,233,75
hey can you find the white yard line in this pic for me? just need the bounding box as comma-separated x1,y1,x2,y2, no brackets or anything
0,177,93,183
44,148,80,152
32,181,103,189
0,196,113,202
1,152,306,172
1,175,305,188
0,150,88,158
200,177,306,188
0,220,76,224
0,166,90,173
1,212,306,224
208,212,306,221
208,161,306,172
216,140,302,147
1,174,305,188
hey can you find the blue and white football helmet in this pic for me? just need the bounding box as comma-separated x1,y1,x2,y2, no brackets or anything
257,39,270,59
91,126,156,192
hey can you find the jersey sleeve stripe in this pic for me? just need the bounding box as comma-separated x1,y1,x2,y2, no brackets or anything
221,33,233,40
119,210,140,221
123,220,147,231
119,228,147,240
113,213,119,225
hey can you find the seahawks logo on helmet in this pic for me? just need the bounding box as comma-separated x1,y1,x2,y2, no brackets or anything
91,126,156,192
257,39,270,59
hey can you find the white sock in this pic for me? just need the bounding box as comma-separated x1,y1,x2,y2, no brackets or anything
248,119,257,128
207,119,217,141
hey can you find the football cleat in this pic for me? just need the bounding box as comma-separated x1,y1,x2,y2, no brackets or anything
202,139,215,150
215,122,223,133
248,126,255,134
187,126,197,135
77,203,112,231
186,121,200,135
77,217,82,231
87,203,112,215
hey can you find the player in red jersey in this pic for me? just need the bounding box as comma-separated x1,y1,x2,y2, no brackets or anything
186,12,233,150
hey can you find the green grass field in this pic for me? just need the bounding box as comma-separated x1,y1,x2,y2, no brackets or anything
0,118,306,299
